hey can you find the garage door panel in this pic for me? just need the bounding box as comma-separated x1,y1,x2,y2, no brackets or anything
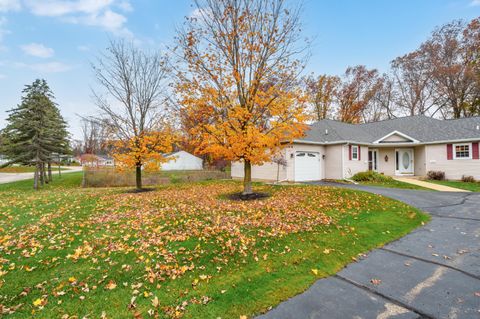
294,151,321,181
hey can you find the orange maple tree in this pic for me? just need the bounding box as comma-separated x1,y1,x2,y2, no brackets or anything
111,130,175,186
176,0,309,195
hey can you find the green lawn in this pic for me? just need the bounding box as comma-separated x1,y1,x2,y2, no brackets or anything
0,173,429,318
357,179,431,190
428,180,480,192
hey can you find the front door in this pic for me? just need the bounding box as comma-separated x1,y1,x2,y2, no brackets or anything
396,149,414,175
368,149,378,172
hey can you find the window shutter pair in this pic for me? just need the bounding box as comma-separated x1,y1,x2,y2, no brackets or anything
447,143,480,160
348,145,361,161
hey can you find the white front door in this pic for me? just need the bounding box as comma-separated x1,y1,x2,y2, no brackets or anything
294,151,321,181
396,149,414,175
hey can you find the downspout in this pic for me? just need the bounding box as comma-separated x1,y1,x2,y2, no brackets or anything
342,143,347,180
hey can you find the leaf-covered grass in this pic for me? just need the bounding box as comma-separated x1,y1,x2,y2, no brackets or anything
428,180,480,192
0,173,429,318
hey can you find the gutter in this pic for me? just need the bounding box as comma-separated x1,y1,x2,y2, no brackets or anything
293,137,480,147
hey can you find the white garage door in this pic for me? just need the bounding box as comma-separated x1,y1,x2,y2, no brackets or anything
294,151,321,181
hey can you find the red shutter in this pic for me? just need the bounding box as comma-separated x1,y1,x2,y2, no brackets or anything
349,145,352,160
473,143,479,160
447,144,453,160
358,146,361,161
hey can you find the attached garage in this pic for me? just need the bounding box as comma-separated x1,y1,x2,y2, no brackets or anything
294,151,322,181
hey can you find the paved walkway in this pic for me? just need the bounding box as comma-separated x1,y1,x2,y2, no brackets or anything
393,177,471,192
258,182,480,319
0,166,83,184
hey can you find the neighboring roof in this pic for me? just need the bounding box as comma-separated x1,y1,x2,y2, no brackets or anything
165,150,202,160
298,115,480,145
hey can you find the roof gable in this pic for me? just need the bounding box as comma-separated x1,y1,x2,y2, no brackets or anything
373,131,418,144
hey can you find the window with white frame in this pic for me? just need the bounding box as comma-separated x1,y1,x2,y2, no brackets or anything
454,143,472,159
351,145,359,160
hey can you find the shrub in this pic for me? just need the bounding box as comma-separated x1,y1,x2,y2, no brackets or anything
351,171,392,182
426,171,445,181
461,175,475,183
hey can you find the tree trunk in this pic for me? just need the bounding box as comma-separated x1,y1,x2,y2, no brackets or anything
277,164,280,183
48,162,52,182
243,160,253,195
39,163,44,186
135,164,142,190
34,164,39,190
43,163,48,184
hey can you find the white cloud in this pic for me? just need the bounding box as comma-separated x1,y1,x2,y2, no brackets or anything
471,0,480,5
0,0,21,12
22,0,132,35
15,61,73,73
0,73,6,79
21,42,55,58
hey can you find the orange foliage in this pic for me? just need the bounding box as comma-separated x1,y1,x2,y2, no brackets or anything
176,0,309,169
110,130,175,171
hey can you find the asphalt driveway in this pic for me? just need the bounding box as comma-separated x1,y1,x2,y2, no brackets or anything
258,182,480,319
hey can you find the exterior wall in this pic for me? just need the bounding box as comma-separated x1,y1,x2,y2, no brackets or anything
414,146,426,177
162,151,203,171
376,148,396,176
231,149,289,181
325,144,344,180
343,145,368,178
285,144,325,181
231,144,326,182
425,143,480,180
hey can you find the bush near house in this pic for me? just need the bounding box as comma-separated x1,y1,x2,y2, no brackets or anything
426,171,445,180
352,171,393,182
461,175,476,183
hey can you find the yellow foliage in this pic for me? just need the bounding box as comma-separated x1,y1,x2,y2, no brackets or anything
110,130,175,171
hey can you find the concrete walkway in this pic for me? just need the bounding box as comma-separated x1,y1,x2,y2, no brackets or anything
393,177,471,192
0,166,83,184
258,182,480,319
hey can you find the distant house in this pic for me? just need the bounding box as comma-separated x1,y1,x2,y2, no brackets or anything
162,151,203,171
79,154,115,167
0,155,8,165
232,115,480,182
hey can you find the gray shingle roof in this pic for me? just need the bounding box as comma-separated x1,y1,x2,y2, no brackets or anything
298,115,480,144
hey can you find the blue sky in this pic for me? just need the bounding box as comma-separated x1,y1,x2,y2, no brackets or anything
0,0,479,139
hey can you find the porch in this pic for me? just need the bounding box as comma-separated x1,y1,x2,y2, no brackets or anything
367,146,426,177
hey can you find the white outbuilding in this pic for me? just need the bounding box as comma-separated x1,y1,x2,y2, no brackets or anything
162,151,203,171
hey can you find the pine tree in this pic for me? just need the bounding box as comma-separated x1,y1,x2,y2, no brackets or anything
0,79,70,189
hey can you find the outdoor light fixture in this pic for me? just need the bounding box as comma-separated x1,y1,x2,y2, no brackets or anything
322,154,326,159
385,155,389,162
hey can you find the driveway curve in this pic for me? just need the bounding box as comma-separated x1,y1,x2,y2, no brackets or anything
258,182,480,319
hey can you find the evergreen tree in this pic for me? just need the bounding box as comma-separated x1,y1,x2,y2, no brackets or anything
0,79,70,189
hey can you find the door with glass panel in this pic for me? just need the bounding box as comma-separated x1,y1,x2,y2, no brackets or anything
395,149,414,175
368,149,378,172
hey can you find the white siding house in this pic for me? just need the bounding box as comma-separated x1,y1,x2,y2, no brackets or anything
162,151,203,171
